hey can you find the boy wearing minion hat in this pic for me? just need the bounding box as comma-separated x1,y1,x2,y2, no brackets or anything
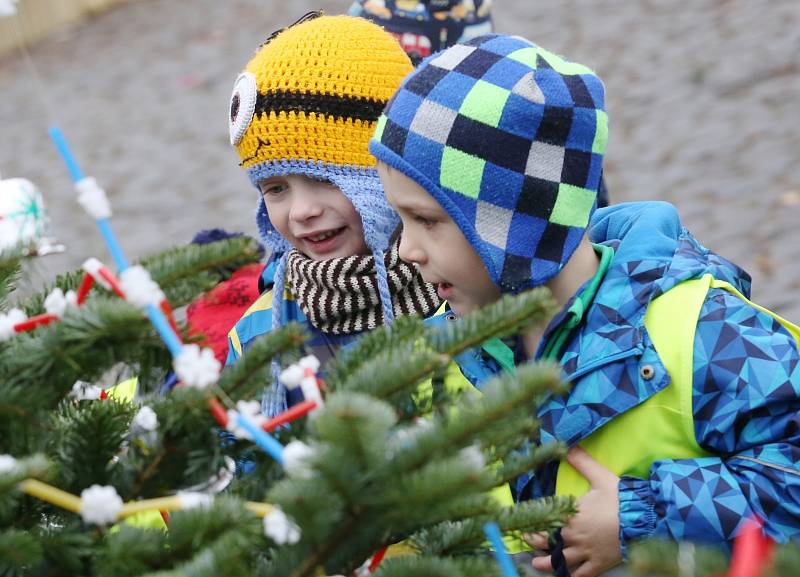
226,13,444,416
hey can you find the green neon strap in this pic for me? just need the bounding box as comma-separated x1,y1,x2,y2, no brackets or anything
540,243,615,361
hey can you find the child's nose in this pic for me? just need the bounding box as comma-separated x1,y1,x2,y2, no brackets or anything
398,233,424,265
289,193,323,222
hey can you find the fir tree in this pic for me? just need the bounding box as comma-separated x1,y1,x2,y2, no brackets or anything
0,238,794,576
0,236,581,576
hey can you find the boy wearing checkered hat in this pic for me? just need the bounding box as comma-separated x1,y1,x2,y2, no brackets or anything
371,33,800,576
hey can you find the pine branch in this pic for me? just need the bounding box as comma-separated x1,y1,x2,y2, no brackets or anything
94,524,169,577
0,247,24,308
0,455,50,527
427,288,556,356
111,388,227,499
216,322,308,399
0,528,44,577
375,555,500,577
385,363,565,478
490,441,567,488
35,524,95,577
142,236,262,290
326,315,426,387
0,298,169,410
48,399,134,494
333,340,445,407
411,495,574,557
18,236,262,315
627,539,728,577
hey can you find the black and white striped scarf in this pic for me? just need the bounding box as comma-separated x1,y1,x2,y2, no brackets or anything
285,239,442,334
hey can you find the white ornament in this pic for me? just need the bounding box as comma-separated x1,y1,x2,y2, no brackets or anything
298,355,321,374
0,177,53,254
0,0,18,17
44,288,77,317
0,221,19,249
0,308,26,341
300,375,323,410
132,406,158,432
177,491,214,510
263,507,301,545
280,356,324,414
280,355,321,389
279,364,304,388
283,440,314,479
0,454,19,474
80,484,123,525
459,445,485,471
174,344,220,389
119,266,164,308
82,258,112,290
225,400,265,440
69,380,103,401
75,177,112,219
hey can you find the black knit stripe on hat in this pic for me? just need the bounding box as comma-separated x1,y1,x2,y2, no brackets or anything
254,91,386,123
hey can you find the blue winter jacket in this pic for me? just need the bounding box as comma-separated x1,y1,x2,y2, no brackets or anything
457,201,800,552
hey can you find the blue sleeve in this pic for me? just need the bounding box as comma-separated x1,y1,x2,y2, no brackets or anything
225,335,240,367
618,288,800,551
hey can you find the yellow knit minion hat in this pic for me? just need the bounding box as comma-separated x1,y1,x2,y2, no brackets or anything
231,14,413,170
229,13,413,255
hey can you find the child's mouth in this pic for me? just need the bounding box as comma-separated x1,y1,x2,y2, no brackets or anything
302,227,346,253
437,282,453,300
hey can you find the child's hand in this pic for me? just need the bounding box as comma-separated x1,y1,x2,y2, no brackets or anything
530,447,623,577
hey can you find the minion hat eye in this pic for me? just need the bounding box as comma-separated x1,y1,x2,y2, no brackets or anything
229,72,257,146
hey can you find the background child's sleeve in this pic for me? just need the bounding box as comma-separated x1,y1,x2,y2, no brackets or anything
226,324,243,367
617,288,800,552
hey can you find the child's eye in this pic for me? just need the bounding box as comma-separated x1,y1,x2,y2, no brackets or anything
261,183,287,196
413,215,436,228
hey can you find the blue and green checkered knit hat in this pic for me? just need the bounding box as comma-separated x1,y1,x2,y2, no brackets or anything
369,34,608,291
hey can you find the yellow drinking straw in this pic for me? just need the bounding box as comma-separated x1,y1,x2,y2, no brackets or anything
19,478,272,519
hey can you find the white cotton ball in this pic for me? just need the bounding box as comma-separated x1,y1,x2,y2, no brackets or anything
279,364,304,388
0,454,18,474
119,265,165,308
80,484,123,525
69,380,103,401
298,355,321,374
132,406,158,432
75,177,112,220
225,400,265,440
177,491,214,510
0,308,26,341
263,508,301,545
174,345,220,389
459,445,486,471
44,288,76,317
283,440,314,479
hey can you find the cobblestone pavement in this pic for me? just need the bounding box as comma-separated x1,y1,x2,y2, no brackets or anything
1,0,798,318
